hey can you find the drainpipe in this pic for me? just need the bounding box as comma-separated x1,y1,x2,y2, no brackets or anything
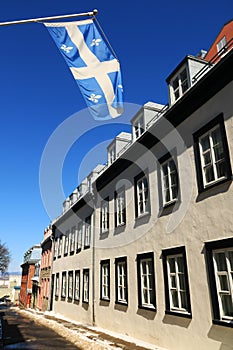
91,191,96,326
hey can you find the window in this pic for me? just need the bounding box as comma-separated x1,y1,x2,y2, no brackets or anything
70,227,75,254
133,115,144,140
100,199,109,233
217,36,227,54
115,257,128,304
76,222,83,252
115,189,126,227
64,231,69,256
205,238,233,326
61,272,67,298
171,67,189,102
58,235,62,257
137,252,156,309
68,271,73,300
100,260,110,301
193,115,232,192
84,216,91,248
55,273,59,297
134,173,150,218
162,247,192,317
74,270,80,301
83,269,89,303
160,156,179,205
53,239,57,259
108,144,116,164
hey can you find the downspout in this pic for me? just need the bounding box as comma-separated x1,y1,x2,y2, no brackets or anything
91,192,96,326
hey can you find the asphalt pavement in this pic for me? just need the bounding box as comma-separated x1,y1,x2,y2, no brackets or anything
0,305,80,349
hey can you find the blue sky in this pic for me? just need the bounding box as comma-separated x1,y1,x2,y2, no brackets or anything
0,0,232,271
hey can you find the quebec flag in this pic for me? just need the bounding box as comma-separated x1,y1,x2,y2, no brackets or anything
44,19,124,120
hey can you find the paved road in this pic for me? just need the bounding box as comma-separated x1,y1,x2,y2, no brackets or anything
0,305,80,349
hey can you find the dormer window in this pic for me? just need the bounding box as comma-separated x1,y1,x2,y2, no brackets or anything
133,115,144,140
172,67,189,102
217,36,227,55
108,145,116,165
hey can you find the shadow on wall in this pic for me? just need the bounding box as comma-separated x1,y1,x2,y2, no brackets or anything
208,325,233,350
136,308,156,321
162,314,191,329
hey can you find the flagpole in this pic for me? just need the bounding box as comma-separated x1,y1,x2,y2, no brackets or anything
0,9,98,26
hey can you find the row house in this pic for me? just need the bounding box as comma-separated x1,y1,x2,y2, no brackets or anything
49,20,233,350
19,245,41,308
37,225,53,311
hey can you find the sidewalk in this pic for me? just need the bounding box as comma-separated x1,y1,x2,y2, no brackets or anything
17,307,167,350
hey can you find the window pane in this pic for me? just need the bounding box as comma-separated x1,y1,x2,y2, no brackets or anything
215,252,227,271
228,251,233,270
221,294,233,317
218,275,229,291
205,166,215,183
168,258,175,273
177,256,184,273
171,290,179,307
216,161,226,178
180,291,188,309
201,135,210,152
170,275,176,288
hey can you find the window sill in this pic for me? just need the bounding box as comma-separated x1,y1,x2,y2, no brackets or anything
100,297,110,302
135,212,150,220
199,176,232,193
165,310,192,319
163,199,178,208
138,304,156,311
115,300,128,306
213,319,233,328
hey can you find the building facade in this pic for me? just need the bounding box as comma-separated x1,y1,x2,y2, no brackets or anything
19,245,41,308
38,225,53,311
49,21,233,350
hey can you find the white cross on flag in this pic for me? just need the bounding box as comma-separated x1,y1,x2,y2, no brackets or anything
44,19,124,120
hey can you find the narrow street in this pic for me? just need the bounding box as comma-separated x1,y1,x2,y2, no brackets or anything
0,305,80,349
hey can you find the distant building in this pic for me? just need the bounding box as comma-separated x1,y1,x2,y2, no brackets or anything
38,225,53,311
19,245,41,308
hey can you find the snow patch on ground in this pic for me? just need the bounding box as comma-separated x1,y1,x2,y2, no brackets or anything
16,308,168,350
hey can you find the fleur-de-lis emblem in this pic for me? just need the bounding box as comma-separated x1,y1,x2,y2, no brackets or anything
118,84,123,92
60,44,73,53
90,38,102,47
88,94,102,103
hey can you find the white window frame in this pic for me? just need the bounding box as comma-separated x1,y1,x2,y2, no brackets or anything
61,272,67,298
55,273,59,297
101,200,109,233
58,236,62,257
53,239,57,258
213,248,233,321
116,260,127,303
108,144,116,164
68,271,73,300
70,227,75,253
139,257,155,308
84,216,91,248
83,270,89,303
115,190,126,227
101,261,110,300
199,124,226,187
161,157,178,205
217,36,227,55
64,231,69,255
76,222,83,252
74,270,80,301
167,254,189,312
136,175,149,216
133,115,144,140
171,66,189,103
